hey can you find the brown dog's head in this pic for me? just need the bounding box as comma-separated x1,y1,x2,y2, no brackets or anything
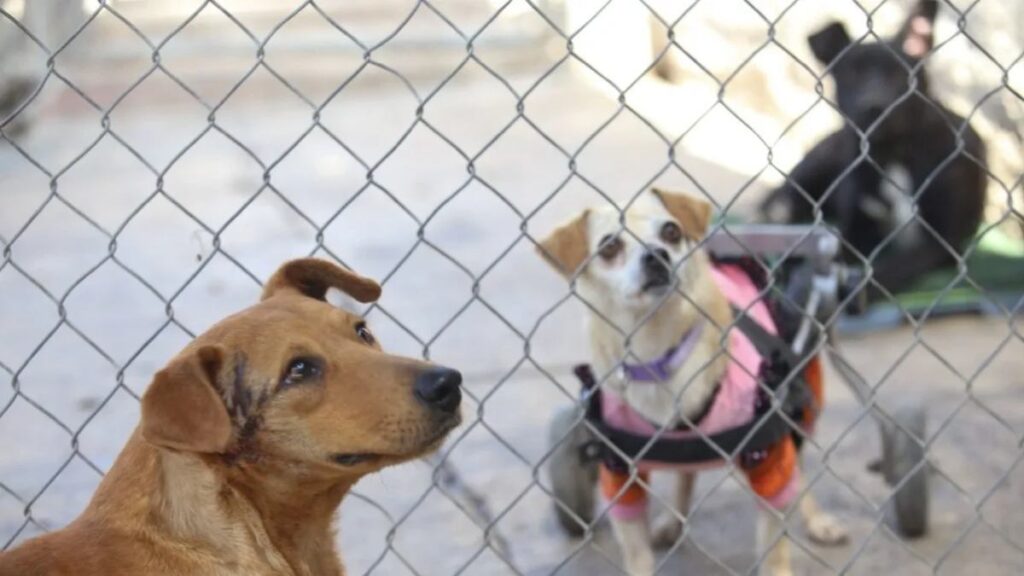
139,258,462,478
536,189,713,313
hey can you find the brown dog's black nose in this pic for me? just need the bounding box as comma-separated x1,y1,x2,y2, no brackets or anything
414,367,462,414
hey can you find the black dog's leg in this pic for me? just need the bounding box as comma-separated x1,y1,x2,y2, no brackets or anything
829,160,887,261
864,167,974,300
760,131,852,224
866,243,954,300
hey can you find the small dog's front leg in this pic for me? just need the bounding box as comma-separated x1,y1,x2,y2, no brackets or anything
610,516,656,576
757,509,794,576
650,472,694,548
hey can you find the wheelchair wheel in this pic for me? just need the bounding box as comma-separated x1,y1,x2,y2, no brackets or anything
828,346,930,538
547,406,598,537
880,406,929,538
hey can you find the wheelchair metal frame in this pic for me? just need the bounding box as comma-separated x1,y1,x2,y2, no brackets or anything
704,223,930,537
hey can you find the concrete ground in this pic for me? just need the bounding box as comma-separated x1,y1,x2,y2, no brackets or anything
1,42,1023,576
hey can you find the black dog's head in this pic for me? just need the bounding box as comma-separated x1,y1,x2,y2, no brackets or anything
809,0,937,139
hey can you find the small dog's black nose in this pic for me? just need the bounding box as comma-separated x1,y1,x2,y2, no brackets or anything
642,248,671,271
414,367,462,414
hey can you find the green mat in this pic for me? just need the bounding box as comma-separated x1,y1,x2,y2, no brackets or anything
838,226,1024,332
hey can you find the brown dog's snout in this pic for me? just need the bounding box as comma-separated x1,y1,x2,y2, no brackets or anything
414,367,462,414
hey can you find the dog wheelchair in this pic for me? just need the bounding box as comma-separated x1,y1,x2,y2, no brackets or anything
546,223,931,541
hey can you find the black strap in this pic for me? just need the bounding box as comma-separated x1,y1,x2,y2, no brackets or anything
730,306,801,378
731,306,813,432
587,399,794,466
576,306,812,467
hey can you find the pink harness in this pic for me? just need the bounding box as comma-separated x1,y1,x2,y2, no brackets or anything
600,264,800,515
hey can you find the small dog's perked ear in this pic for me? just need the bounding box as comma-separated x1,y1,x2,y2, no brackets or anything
651,188,713,240
262,258,381,303
808,21,852,66
141,345,232,454
536,210,590,277
896,0,937,58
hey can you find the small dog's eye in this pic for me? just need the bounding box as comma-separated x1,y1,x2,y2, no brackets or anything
355,322,375,345
282,357,322,387
598,235,623,260
660,222,682,245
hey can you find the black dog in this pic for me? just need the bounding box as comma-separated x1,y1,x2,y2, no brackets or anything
759,0,986,298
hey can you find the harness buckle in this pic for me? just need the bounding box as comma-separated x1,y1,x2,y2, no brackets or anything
578,440,604,464
741,448,770,470
573,364,597,390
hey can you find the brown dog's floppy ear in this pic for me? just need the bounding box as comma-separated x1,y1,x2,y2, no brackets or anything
652,188,713,240
536,210,590,277
896,0,937,58
262,258,381,303
141,345,232,454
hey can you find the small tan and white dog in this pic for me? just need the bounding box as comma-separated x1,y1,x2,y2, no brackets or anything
537,189,847,576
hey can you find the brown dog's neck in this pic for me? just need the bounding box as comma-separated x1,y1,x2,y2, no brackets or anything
220,457,352,575
88,433,350,576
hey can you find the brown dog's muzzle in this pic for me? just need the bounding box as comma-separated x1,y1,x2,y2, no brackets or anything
414,367,462,415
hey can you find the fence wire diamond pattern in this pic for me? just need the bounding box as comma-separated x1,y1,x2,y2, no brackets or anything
1,0,1022,574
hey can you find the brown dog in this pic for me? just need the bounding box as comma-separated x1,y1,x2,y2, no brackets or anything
0,258,462,576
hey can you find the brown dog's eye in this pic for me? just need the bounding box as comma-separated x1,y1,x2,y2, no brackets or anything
598,235,623,261
282,357,323,387
660,222,683,245
355,322,375,345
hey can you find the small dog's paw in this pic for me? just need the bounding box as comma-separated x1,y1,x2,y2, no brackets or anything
649,515,683,549
806,513,848,546
613,518,657,575
622,548,656,576
620,538,656,576
623,557,656,576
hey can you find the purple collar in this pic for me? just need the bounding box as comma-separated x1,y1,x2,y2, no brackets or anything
621,321,705,383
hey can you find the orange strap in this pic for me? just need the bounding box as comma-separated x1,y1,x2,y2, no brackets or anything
744,434,797,500
802,355,825,429
599,466,649,506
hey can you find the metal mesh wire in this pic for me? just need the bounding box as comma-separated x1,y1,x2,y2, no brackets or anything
1,0,1022,574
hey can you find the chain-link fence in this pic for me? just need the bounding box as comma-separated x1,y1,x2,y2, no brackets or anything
1,0,1022,574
